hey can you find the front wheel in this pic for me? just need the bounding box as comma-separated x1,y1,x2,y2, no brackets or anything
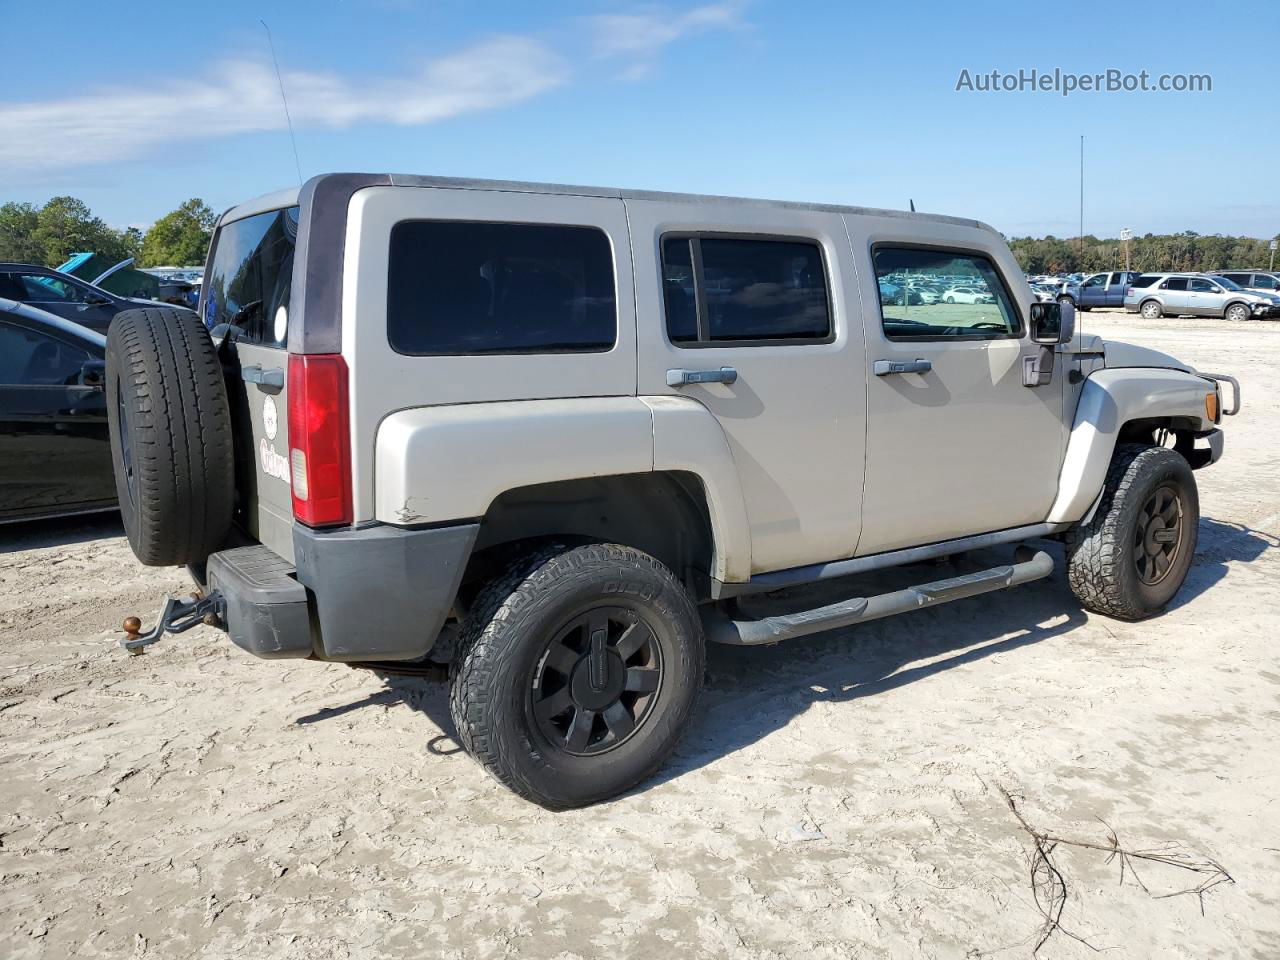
450,543,704,809
1225,302,1251,322
1067,444,1199,620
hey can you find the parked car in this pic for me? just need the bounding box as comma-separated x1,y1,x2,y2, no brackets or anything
0,262,195,334
942,285,993,304
0,298,114,523
1029,283,1058,303
108,172,1236,809
1214,270,1280,295
1057,270,1141,311
1123,272,1280,320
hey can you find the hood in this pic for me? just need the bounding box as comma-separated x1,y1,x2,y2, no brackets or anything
1103,339,1193,373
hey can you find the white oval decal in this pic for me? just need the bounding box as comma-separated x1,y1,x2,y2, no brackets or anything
274,305,288,344
262,395,278,441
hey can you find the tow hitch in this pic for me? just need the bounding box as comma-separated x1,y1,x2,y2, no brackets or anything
121,591,226,656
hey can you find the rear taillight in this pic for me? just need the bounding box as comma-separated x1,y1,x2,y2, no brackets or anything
1124,287,1133,297
287,354,352,527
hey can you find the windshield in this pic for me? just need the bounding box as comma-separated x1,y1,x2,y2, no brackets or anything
202,206,298,347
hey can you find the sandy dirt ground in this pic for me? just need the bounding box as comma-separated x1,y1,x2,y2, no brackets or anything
3,311,1279,959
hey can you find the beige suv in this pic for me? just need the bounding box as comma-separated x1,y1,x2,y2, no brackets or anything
105,173,1238,808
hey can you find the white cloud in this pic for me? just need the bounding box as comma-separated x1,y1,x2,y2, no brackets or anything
588,2,744,64
0,36,568,176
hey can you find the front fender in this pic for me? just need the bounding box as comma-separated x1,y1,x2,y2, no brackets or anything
1047,368,1215,523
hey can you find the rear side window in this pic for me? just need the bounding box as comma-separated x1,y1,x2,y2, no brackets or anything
1220,273,1250,285
872,246,1020,340
660,235,831,345
1161,277,1188,291
387,221,616,356
203,206,298,347
1130,275,1159,288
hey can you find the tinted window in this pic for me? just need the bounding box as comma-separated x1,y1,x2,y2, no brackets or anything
661,235,830,344
661,238,698,342
203,206,298,347
1131,275,1159,288
1189,278,1217,292
1220,273,1251,285
388,221,616,355
1161,277,1188,291
18,273,87,303
0,321,90,385
1254,275,1280,290
873,247,1020,340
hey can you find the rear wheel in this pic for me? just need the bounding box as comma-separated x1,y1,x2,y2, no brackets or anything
450,543,704,809
1140,299,1162,320
1225,302,1251,322
1067,444,1199,620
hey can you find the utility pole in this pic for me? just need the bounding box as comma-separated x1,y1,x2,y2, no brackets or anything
1078,135,1085,270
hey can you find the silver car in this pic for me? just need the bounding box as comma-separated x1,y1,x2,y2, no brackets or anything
1215,269,1280,295
1123,272,1280,321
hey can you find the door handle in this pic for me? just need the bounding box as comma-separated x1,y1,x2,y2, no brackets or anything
873,358,931,376
666,366,739,387
241,364,285,388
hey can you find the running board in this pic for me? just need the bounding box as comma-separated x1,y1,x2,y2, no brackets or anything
703,548,1054,646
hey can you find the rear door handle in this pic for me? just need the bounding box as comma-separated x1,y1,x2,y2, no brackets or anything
873,358,931,376
666,366,739,387
241,364,285,388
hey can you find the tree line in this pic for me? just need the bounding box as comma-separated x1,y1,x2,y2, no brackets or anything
0,196,216,269
1008,231,1279,275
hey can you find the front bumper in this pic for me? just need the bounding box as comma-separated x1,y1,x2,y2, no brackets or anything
204,521,479,662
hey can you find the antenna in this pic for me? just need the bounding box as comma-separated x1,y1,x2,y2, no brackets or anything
261,19,304,186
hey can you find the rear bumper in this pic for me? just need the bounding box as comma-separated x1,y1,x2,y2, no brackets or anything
204,521,479,662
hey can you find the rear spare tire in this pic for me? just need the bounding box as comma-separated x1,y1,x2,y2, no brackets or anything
106,306,234,566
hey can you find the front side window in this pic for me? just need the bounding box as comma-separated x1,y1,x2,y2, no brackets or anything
1083,274,1106,288
388,221,616,355
1254,275,1279,290
0,320,90,386
660,235,831,345
18,274,87,303
203,206,298,347
873,247,1020,340
1189,278,1218,293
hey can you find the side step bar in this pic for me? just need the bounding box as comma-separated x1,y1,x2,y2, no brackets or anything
704,547,1053,646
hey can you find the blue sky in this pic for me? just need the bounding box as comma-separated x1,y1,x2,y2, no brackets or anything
2,0,1275,239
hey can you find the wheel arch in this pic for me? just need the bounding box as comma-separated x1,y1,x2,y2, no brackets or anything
1047,368,1214,524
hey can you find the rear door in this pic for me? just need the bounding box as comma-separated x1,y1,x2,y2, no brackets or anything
0,315,111,519
851,224,1066,555
1105,272,1128,306
201,206,298,560
628,198,866,574
1158,276,1190,313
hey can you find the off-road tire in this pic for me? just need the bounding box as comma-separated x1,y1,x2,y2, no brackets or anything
449,543,704,809
1140,299,1162,320
106,306,234,566
1066,444,1199,621
1224,302,1251,322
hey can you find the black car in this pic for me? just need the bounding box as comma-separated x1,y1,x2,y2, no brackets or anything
0,297,115,522
0,262,192,334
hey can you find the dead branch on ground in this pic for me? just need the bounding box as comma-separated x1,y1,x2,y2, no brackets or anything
997,784,1234,955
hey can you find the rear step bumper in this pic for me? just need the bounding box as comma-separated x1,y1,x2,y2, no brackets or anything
207,545,313,659
703,548,1053,646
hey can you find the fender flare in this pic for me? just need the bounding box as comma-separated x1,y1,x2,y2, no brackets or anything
374,396,752,584
1047,368,1213,524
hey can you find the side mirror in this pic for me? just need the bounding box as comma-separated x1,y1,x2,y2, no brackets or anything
80,359,106,389
1030,300,1074,345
